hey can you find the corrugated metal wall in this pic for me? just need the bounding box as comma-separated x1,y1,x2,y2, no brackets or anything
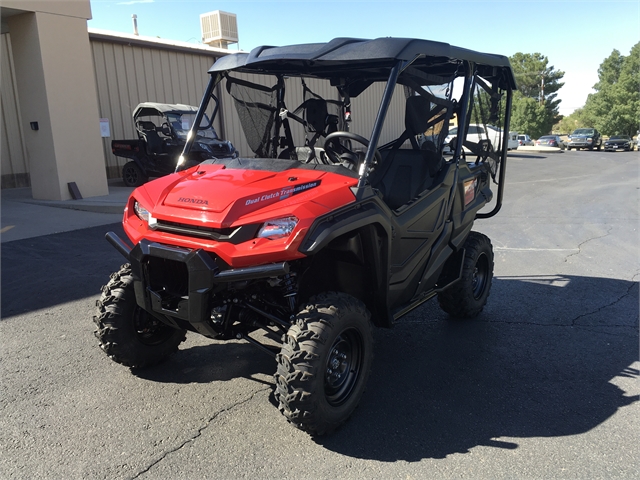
1,33,29,188
1,32,407,185
90,39,220,178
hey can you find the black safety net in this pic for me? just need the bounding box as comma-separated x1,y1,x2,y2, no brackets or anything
226,76,280,158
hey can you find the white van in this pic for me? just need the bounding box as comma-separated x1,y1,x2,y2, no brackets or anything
444,124,508,153
508,132,519,150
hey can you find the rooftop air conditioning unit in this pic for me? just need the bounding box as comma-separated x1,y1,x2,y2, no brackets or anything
200,10,238,49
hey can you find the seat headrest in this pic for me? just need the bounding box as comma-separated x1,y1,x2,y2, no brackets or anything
405,95,431,135
304,98,328,133
137,121,157,132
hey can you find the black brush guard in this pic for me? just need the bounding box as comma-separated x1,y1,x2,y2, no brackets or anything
105,232,289,336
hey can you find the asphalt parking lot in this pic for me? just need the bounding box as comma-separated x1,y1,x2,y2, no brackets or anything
1,149,638,479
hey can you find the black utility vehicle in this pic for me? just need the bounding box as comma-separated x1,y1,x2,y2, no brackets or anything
112,102,236,186
96,37,516,435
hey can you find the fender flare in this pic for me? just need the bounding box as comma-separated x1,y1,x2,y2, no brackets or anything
300,197,394,327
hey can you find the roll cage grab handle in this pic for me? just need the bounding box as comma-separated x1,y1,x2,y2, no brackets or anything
476,86,512,219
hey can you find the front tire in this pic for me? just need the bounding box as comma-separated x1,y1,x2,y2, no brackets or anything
122,162,148,187
275,292,374,435
438,232,494,318
93,264,186,368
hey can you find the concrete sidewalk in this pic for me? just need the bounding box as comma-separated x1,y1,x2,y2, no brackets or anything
1,180,132,243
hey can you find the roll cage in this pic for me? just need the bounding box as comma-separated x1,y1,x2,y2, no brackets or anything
180,37,516,218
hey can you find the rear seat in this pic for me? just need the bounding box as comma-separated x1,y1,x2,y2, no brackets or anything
371,148,443,210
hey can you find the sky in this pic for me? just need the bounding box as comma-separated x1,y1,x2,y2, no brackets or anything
87,0,640,116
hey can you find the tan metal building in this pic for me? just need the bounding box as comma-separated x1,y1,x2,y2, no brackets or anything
1,1,405,199
1,0,108,199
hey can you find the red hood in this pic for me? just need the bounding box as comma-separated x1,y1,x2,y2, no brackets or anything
138,164,357,228
162,165,277,213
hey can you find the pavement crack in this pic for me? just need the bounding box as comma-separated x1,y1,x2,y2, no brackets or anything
570,279,639,327
130,386,271,479
564,226,612,262
479,319,635,328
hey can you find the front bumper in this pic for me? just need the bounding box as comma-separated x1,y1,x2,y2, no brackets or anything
569,139,594,148
604,143,629,151
106,232,289,336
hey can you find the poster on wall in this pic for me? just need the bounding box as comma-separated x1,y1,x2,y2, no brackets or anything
99,118,110,137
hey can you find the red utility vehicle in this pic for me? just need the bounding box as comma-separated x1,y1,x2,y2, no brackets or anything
95,37,516,435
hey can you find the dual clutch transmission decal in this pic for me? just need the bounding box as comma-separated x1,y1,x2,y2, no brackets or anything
225,180,322,225
245,180,321,206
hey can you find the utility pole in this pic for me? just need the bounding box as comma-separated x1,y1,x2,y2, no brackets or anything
540,73,545,105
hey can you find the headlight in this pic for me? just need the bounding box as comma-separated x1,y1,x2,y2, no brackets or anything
587,137,593,142
257,216,298,240
197,142,213,154
133,200,157,228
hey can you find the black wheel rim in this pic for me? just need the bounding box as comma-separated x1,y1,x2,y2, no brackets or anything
324,328,363,406
472,252,489,300
124,166,138,185
133,306,175,346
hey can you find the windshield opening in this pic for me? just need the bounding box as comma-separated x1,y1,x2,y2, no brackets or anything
166,113,218,140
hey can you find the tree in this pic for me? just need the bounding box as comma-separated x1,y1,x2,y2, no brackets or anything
510,93,553,139
582,43,640,136
508,52,565,137
554,108,587,134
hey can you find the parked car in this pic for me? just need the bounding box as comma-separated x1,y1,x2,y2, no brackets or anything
567,128,602,151
517,134,534,146
604,135,634,151
112,102,237,187
536,135,566,149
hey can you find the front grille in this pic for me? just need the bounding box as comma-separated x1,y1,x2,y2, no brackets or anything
156,220,236,240
210,145,232,156
145,256,189,298
154,220,261,244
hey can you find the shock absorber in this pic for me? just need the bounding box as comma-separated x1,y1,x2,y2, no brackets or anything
282,272,298,313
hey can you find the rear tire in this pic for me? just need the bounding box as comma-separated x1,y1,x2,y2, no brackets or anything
275,292,374,435
94,264,186,368
438,232,494,318
122,162,148,187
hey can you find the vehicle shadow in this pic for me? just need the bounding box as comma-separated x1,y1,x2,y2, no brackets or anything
316,275,639,461
127,275,638,462
132,340,275,386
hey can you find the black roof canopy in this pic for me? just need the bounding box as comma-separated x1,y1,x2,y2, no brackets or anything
209,37,517,91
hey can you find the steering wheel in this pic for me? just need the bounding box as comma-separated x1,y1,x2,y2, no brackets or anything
324,131,382,167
